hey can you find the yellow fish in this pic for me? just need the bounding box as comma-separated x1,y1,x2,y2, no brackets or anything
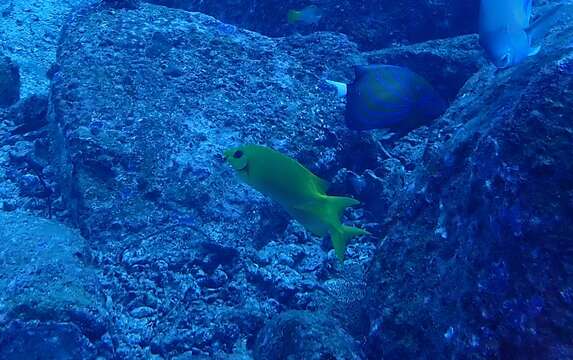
224,144,369,261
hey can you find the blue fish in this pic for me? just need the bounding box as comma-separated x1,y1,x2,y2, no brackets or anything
479,1,565,68
327,65,447,133
287,5,323,25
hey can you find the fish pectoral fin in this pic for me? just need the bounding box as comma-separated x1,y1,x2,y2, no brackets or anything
292,199,320,213
528,45,541,56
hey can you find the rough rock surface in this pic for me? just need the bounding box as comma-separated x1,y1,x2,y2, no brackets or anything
0,211,105,359
101,0,141,9
50,3,364,250
0,0,86,97
364,7,573,359
253,310,364,360
49,4,374,358
0,93,60,219
0,54,20,107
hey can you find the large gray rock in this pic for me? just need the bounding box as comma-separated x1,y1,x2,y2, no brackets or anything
48,6,372,357
50,3,364,253
0,211,106,359
364,6,573,359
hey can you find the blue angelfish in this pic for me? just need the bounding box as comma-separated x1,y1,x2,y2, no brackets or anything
327,65,447,134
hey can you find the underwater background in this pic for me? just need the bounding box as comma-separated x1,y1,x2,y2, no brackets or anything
0,0,572,359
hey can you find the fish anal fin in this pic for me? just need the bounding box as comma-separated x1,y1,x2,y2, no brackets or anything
292,194,369,261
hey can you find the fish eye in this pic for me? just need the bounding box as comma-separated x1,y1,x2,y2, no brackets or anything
233,150,243,159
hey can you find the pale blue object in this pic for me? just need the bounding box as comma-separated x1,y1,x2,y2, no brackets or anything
479,0,564,68
325,80,348,98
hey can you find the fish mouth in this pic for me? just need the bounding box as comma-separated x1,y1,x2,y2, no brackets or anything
223,149,233,160
237,162,249,174
222,150,249,174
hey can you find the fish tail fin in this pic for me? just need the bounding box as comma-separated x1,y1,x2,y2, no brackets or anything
331,224,370,262
324,196,370,261
288,10,300,23
526,4,565,42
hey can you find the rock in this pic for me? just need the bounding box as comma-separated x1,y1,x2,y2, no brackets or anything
146,0,480,51
17,173,44,196
130,306,156,318
8,140,35,162
245,261,305,304
0,0,85,97
364,7,573,359
9,94,49,135
1,109,60,217
0,321,96,359
50,3,363,254
0,54,20,107
253,310,363,360
100,0,141,9
0,211,106,359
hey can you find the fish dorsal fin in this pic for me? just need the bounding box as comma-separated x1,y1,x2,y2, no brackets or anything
523,0,532,23
525,4,564,42
306,4,319,12
354,65,371,80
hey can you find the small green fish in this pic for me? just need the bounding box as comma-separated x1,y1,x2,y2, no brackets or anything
224,144,369,261
287,5,323,25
